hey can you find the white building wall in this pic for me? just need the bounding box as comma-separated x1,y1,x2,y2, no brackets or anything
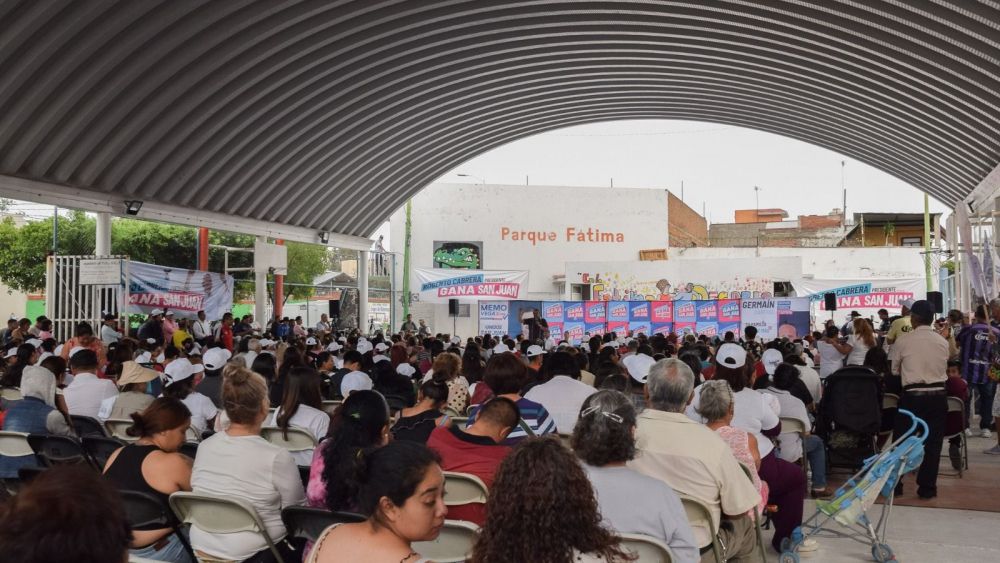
390,183,669,336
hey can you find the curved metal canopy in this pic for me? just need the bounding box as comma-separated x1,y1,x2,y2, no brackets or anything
1,0,999,244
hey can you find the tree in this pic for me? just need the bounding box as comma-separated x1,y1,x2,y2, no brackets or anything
0,210,96,292
281,241,331,299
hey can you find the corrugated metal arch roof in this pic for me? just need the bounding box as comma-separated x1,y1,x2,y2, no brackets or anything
1,0,998,240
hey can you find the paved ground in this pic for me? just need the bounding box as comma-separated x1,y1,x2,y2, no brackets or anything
765,433,1000,563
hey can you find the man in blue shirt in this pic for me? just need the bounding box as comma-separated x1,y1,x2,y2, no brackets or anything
956,305,999,438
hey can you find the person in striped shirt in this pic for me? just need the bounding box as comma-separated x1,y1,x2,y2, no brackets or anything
466,352,557,444
955,305,1000,439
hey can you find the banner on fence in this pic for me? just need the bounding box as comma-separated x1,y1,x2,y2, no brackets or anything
127,261,234,321
415,268,529,303
790,278,923,311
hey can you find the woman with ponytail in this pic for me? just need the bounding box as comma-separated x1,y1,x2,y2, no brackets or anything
307,389,390,512
103,397,194,562
271,365,329,465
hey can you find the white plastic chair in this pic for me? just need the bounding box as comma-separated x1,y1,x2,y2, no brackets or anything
320,400,341,415
779,416,811,478
619,532,675,563
411,519,479,563
260,426,317,452
0,387,22,401
442,471,489,506
169,491,285,563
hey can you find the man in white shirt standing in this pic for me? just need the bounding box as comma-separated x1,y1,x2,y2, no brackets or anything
64,349,118,419
99,313,122,345
191,310,211,345
523,351,596,432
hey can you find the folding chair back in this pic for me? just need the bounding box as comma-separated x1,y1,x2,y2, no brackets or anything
121,490,196,560
71,415,110,437
411,520,479,563
443,407,462,419
0,387,22,401
81,436,123,469
105,418,139,442
942,397,968,477
882,393,899,410
946,396,963,415
179,442,199,459
779,417,807,435
260,426,317,452
680,495,724,563
450,416,469,429
442,472,489,505
26,434,90,467
320,400,342,415
281,506,365,543
185,426,201,442
619,533,675,563
738,463,769,563
169,491,284,563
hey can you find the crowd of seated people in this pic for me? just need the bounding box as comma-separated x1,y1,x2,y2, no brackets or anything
4,307,968,563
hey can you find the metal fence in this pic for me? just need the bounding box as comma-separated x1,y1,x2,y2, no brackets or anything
44,254,128,342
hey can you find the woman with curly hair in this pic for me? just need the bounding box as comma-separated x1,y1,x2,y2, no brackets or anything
423,352,469,414
573,390,699,563
471,436,633,563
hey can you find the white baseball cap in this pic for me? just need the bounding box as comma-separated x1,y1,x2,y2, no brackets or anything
374,342,389,352
396,363,416,377
492,343,510,354
623,353,656,384
526,345,546,358
450,336,461,345
716,343,748,369
900,298,915,310
305,336,319,346
164,311,174,317
356,340,373,354
4,348,18,359
340,371,373,396
202,347,232,370
25,338,42,349
134,351,152,364
326,341,342,352
163,358,204,386
69,346,86,358
762,348,784,375
150,308,164,316
258,338,276,348
338,336,347,343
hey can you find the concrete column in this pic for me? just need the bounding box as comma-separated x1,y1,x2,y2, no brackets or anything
274,239,285,319
95,212,111,255
359,249,369,333
254,236,268,326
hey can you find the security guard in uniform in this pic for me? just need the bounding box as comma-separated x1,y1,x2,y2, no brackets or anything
889,299,949,499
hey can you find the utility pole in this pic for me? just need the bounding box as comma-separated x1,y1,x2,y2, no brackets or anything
681,180,684,202
841,160,847,229
402,199,413,318
754,186,761,221
924,193,932,292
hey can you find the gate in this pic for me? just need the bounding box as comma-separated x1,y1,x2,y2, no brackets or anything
45,255,129,342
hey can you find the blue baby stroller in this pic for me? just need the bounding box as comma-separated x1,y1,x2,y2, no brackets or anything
779,409,928,563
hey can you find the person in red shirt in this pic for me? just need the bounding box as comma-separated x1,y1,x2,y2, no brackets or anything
426,396,518,525
945,359,969,470
217,312,234,352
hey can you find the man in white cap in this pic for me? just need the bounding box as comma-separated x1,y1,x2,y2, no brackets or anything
63,349,118,418
137,309,165,346
98,361,159,421
340,367,373,397
525,344,546,375
373,342,391,364
161,310,178,346
197,347,233,408
886,299,914,345
623,351,656,410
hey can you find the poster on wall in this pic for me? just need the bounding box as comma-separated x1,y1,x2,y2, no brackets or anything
674,301,696,323
432,241,483,269
415,268,528,302
507,301,542,336
563,322,586,344
652,323,674,336
585,301,607,324
542,301,565,342
479,301,510,336
740,298,779,339
127,261,234,321
651,301,673,323
776,298,812,340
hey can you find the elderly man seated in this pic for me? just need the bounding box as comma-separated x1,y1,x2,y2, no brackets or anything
629,358,760,562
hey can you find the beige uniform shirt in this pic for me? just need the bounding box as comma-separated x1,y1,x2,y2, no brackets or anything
889,325,948,386
628,409,759,547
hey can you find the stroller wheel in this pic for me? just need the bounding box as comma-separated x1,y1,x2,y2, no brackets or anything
780,537,792,552
871,543,895,562
779,552,800,563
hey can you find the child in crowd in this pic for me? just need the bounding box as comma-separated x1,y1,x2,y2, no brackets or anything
945,359,969,470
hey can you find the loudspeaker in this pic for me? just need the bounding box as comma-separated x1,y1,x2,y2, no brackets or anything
824,293,837,311
927,291,943,315
448,298,460,317
328,300,340,317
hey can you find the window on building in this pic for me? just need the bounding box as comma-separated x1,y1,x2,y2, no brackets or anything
900,236,922,247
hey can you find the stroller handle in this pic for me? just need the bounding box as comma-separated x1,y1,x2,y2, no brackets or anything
896,408,929,443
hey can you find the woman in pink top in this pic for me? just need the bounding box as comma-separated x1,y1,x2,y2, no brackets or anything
699,380,768,517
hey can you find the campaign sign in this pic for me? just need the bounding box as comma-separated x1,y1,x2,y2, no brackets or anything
695,301,718,322
629,321,651,335
718,322,741,337
651,323,673,336
607,321,629,335
718,299,741,323
674,301,696,323
674,322,696,336
584,301,607,323
629,301,650,321
542,301,565,323
696,322,719,338
607,301,630,322
565,302,585,322
651,301,673,323
563,322,586,344
548,322,564,342
585,322,606,336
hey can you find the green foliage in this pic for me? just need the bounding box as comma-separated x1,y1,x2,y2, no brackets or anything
282,241,331,299
0,211,96,292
